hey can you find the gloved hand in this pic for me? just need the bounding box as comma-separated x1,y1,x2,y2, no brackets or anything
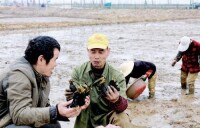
145,70,153,78
171,60,177,67
141,75,147,81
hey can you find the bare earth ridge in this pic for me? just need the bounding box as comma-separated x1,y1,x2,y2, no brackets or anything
1,7,200,30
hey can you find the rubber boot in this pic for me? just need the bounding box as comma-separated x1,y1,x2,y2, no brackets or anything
188,84,195,95
181,83,187,89
186,72,198,95
148,73,157,99
181,71,187,89
148,92,155,99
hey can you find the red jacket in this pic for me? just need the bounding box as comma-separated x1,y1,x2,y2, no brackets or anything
175,40,200,73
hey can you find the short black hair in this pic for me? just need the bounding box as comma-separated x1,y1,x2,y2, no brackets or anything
24,36,61,65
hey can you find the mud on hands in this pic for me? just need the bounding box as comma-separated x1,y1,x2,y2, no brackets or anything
97,76,120,97
65,80,90,108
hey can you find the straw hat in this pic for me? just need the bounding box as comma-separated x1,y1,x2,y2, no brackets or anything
178,36,191,52
119,61,134,77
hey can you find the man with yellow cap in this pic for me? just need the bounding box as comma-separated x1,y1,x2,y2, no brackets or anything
67,33,132,128
119,60,157,99
172,36,200,95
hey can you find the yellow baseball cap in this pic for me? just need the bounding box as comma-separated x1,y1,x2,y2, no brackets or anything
87,33,109,49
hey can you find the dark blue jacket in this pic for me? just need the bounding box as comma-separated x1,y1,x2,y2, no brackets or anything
125,60,156,84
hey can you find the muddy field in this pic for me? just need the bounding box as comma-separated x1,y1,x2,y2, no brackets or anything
0,7,200,128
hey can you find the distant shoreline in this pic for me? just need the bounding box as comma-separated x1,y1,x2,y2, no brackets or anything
0,7,200,30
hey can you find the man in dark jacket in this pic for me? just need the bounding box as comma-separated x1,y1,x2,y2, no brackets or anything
119,60,157,99
172,36,200,95
0,36,90,128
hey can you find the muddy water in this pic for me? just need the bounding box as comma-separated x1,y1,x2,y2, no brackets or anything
0,19,200,127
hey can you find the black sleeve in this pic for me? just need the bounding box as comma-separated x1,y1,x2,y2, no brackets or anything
49,105,69,123
174,51,182,62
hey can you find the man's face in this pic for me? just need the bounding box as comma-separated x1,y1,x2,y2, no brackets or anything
88,48,110,69
40,48,60,77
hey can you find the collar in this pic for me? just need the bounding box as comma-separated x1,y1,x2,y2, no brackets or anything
85,62,109,79
32,67,47,87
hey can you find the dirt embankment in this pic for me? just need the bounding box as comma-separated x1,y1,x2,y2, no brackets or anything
1,7,200,30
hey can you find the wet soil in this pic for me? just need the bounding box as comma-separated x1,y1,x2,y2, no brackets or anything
0,7,200,128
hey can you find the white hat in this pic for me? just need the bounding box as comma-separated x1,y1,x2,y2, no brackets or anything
178,36,191,52
119,61,134,77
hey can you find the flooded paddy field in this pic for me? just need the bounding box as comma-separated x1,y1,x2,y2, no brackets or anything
0,18,200,127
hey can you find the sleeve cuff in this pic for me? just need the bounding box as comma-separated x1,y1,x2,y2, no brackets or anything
109,96,128,113
50,106,58,123
56,104,70,121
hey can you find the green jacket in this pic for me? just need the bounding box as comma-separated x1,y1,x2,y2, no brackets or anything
71,61,127,128
0,57,51,127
